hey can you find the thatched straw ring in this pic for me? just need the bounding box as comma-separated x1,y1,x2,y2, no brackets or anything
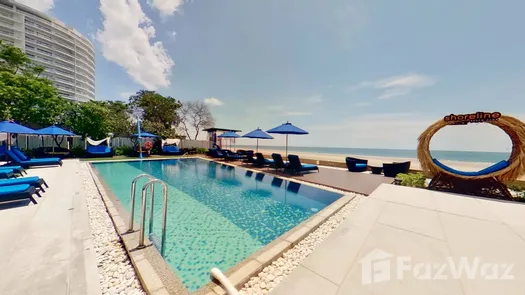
417,115,525,183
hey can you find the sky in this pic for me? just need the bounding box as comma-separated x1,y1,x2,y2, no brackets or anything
15,0,525,152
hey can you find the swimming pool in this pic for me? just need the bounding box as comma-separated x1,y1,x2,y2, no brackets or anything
93,158,343,292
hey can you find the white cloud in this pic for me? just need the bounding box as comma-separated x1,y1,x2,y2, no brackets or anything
348,73,437,100
147,0,184,16
14,0,54,13
204,97,224,106
168,31,177,41
305,95,324,104
96,0,174,90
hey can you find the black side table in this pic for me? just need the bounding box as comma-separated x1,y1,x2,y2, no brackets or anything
369,165,383,175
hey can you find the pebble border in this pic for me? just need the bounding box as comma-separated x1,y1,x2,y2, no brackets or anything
81,163,147,295
239,195,363,295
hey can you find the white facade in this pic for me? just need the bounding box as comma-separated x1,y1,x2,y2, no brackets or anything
0,0,95,102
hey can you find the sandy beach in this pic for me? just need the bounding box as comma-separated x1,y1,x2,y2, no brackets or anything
256,148,498,172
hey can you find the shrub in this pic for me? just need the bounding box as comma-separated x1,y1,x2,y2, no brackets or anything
508,184,524,192
396,172,426,188
195,147,208,154
71,146,86,158
114,146,133,156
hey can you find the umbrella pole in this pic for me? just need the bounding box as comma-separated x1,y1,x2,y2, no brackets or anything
285,134,288,160
256,139,259,153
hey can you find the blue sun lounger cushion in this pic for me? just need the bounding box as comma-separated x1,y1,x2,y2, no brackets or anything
0,176,48,192
12,146,61,162
6,150,63,168
0,165,26,175
0,184,39,204
287,154,319,173
432,158,509,177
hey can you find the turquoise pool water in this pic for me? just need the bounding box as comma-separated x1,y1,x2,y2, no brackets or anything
93,158,343,292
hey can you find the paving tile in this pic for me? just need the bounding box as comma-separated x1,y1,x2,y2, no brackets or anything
377,202,445,240
301,197,386,285
439,212,525,295
336,223,463,295
369,184,438,211
433,193,501,222
269,265,338,295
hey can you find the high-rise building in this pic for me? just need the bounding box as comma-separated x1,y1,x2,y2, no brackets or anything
0,0,95,102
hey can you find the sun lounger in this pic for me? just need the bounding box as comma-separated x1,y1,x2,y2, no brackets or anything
287,154,319,174
5,150,63,168
12,146,61,162
0,169,15,179
208,149,226,159
0,176,48,192
0,165,27,175
271,153,289,171
223,150,244,161
86,145,113,157
0,184,39,204
254,153,274,167
345,157,368,172
244,152,256,164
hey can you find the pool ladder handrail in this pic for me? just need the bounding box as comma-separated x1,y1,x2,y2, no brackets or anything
128,175,170,256
210,268,240,295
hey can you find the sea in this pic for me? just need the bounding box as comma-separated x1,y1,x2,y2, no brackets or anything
235,145,510,163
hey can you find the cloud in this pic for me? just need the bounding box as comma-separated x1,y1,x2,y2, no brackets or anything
204,97,224,106
305,95,324,104
347,73,437,100
147,0,184,16
14,0,54,12
355,102,371,107
168,31,177,41
97,0,174,90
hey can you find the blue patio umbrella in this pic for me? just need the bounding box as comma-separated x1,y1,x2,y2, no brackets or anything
242,128,274,153
0,120,37,150
37,125,77,153
267,122,308,159
218,131,241,150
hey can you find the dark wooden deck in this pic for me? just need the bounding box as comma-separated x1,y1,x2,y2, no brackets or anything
232,161,395,195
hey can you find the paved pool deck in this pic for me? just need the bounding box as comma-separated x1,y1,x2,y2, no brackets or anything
270,184,525,295
0,159,100,295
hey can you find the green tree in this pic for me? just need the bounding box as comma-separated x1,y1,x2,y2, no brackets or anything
128,90,181,138
65,101,110,139
0,41,68,126
98,100,132,136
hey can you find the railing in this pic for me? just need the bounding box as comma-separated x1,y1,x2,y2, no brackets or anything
128,175,170,256
210,268,240,295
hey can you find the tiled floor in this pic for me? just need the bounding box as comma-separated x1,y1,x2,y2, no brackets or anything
0,160,100,295
270,184,525,295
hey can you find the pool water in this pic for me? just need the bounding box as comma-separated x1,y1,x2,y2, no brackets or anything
93,158,343,292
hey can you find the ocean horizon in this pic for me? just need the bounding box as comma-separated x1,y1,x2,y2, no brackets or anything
235,145,510,163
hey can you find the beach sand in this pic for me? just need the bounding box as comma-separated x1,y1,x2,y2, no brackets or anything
256,149,498,172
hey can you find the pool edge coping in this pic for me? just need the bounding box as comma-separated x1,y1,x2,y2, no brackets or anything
87,158,358,295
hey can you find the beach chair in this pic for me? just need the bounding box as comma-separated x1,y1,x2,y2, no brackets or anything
6,150,63,168
223,150,244,162
208,149,226,159
0,176,48,192
0,165,27,175
254,153,274,167
287,154,319,174
162,145,185,156
345,157,368,172
12,146,61,163
271,153,289,171
0,184,39,204
383,161,411,177
0,169,15,179
244,152,256,164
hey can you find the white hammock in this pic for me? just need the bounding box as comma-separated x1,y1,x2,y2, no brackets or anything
86,137,111,146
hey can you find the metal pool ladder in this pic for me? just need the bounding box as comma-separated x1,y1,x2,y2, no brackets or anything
128,174,170,256
210,268,240,295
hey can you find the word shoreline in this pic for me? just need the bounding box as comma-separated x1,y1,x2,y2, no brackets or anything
444,112,501,124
